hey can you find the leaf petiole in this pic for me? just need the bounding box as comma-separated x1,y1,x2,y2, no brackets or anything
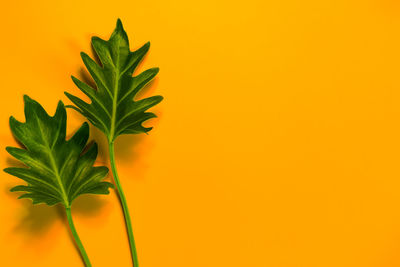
65,207,92,267
109,141,139,266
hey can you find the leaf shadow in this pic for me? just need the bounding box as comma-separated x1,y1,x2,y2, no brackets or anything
87,112,162,167
12,202,63,237
79,67,97,90
8,187,108,237
6,156,25,168
4,160,59,238
115,74,163,163
5,150,109,241
72,194,108,216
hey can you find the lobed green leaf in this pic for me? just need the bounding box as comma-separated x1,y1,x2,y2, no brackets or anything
4,96,114,207
65,19,163,142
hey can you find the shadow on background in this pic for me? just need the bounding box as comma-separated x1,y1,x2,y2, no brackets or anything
5,155,109,240
12,202,63,237
72,194,108,216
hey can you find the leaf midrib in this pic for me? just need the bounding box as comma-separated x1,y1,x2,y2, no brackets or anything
109,39,121,142
35,116,70,206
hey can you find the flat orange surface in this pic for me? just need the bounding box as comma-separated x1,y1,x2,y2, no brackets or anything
2,0,400,266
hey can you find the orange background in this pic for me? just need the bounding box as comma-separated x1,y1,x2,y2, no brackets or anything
2,0,400,266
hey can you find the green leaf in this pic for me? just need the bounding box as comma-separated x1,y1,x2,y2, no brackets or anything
4,95,114,207
65,19,163,142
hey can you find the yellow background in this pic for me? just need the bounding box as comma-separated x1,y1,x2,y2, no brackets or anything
1,0,400,266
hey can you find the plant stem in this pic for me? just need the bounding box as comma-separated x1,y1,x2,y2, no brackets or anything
109,141,139,267
65,207,92,267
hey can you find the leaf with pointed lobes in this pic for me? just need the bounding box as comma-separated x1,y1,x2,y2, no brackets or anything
65,19,163,142
4,96,114,207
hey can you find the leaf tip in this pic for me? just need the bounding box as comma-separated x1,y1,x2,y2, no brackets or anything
91,36,99,42
116,18,124,30
9,115,16,123
80,51,89,60
57,99,65,108
9,116,22,130
3,167,12,174
64,91,73,99
23,94,32,103
111,18,128,43
155,95,164,103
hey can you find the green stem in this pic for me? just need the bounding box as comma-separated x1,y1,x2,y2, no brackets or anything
65,207,92,267
109,141,139,267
